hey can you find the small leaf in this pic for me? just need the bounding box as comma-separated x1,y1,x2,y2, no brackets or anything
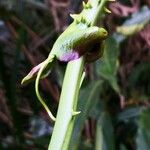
116,23,145,36
136,109,150,150
96,37,120,94
118,107,141,121
95,112,115,150
70,80,103,149
113,6,150,43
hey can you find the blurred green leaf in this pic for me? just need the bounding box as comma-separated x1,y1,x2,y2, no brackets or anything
96,37,120,94
95,112,115,150
33,135,50,148
113,6,150,43
116,23,145,36
70,80,103,149
116,6,150,36
118,107,141,121
120,144,128,150
129,62,150,97
136,109,150,150
123,6,150,26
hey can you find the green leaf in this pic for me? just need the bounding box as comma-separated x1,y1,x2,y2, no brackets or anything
95,112,115,150
120,144,128,150
69,80,103,149
96,37,120,94
123,6,150,25
113,6,150,43
129,62,150,97
116,23,145,36
136,109,150,150
118,107,141,121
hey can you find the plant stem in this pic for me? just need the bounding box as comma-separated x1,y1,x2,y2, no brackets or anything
48,57,85,150
48,0,109,149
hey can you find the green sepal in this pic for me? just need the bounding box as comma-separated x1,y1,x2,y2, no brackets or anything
21,55,55,84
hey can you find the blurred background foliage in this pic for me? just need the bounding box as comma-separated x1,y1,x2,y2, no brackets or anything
0,0,149,149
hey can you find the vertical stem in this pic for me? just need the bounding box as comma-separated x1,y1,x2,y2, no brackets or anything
48,57,85,150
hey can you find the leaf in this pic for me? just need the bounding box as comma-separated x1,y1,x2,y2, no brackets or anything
120,144,128,150
129,62,150,89
95,112,115,150
69,80,103,149
96,37,120,94
118,107,141,121
136,109,150,150
128,62,150,100
116,6,150,36
123,6,150,26
113,6,150,43
116,23,145,36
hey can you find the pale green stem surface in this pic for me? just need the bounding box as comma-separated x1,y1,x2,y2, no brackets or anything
48,57,85,150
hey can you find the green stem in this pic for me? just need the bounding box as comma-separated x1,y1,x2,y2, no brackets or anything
48,0,109,149
48,57,85,150
91,0,108,26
